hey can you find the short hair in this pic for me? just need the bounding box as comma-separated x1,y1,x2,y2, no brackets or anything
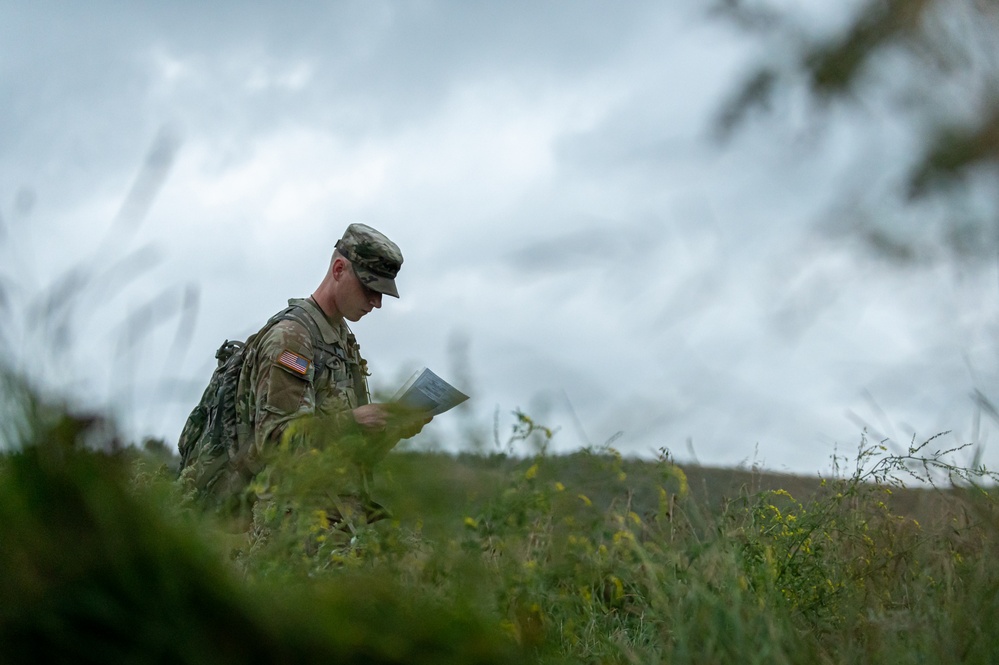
330,248,349,265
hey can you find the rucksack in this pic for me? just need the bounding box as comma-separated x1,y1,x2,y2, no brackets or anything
176,303,364,496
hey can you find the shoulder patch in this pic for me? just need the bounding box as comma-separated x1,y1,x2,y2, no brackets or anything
277,349,310,376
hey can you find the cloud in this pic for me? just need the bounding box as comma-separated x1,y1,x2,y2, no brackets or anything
2,1,997,475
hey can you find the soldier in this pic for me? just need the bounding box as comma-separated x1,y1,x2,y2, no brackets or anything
178,223,429,526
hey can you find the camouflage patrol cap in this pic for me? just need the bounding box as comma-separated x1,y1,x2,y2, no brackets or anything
335,223,404,298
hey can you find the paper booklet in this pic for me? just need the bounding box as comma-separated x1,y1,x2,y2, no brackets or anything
392,367,469,416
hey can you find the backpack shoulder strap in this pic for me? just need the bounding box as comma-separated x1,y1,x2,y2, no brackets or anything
265,303,341,369
263,303,369,405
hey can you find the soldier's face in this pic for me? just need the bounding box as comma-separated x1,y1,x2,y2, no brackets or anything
343,264,383,321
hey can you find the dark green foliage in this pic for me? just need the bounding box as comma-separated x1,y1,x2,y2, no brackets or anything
0,410,522,665
4,388,999,664
909,104,999,196
714,0,999,260
804,0,930,95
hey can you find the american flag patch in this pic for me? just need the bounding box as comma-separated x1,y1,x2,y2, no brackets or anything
277,350,310,375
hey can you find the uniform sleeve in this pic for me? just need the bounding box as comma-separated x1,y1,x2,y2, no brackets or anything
249,319,360,457
251,320,317,453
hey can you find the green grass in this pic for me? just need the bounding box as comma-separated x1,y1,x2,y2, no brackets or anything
3,392,999,664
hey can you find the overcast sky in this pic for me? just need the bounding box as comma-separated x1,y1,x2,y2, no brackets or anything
2,1,997,475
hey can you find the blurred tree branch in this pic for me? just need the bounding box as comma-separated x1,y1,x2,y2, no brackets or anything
714,0,999,260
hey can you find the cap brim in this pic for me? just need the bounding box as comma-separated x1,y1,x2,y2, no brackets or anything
357,269,400,298
373,276,399,298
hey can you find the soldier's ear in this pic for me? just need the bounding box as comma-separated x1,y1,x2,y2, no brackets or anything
331,257,348,280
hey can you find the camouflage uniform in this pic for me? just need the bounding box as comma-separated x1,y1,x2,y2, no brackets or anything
179,224,404,523
229,297,370,491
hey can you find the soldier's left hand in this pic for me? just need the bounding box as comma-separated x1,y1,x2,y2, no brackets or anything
399,414,432,440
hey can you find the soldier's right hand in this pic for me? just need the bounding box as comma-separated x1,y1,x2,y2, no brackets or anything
351,404,392,431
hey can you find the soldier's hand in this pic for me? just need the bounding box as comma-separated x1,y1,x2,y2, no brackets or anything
398,413,432,440
351,403,432,437
351,404,391,431
380,403,432,439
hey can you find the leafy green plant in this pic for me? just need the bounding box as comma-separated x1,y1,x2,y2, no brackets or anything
5,379,999,664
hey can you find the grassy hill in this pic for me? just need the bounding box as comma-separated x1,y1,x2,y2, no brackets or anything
371,448,977,534
4,401,998,664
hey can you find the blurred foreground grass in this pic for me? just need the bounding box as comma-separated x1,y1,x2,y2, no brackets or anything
3,379,999,664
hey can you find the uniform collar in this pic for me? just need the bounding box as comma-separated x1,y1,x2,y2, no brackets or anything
289,297,349,343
